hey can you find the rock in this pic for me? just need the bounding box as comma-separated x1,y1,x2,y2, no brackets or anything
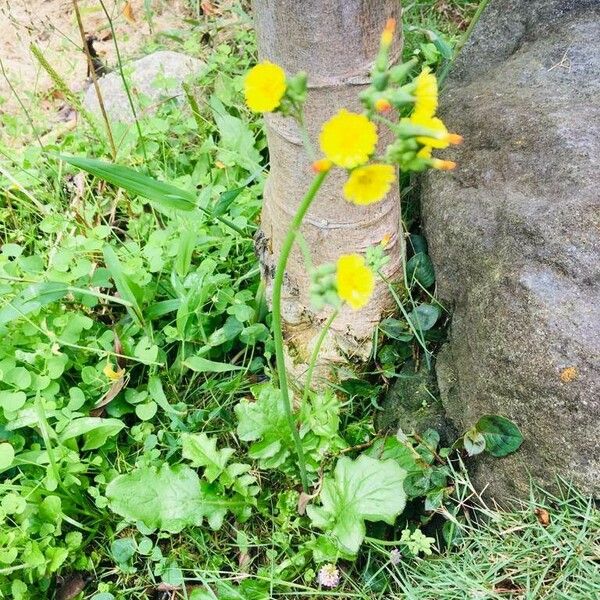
421,0,600,500
83,50,204,123
378,362,458,446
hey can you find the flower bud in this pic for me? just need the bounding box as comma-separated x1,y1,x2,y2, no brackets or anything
380,18,396,48
448,133,463,145
311,158,333,173
374,98,392,113
431,158,457,170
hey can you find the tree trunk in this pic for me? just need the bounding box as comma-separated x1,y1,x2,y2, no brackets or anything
253,0,403,379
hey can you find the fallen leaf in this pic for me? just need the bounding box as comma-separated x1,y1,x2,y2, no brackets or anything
92,374,128,415
535,507,551,526
201,0,218,16
122,1,136,24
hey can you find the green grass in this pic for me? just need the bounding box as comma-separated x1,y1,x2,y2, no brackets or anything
1,2,598,600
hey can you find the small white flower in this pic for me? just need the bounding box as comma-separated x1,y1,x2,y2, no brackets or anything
317,563,340,588
389,548,402,565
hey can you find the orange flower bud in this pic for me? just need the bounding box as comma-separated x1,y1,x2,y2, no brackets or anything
380,233,392,247
374,98,392,113
431,158,457,171
448,133,463,145
380,18,396,47
312,158,333,173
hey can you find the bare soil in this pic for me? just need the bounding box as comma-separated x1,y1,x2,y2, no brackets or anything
0,0,190,132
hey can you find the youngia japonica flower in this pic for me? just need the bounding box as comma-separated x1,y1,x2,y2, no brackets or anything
244,61,287,112
319,109,378,169
243,17,461,493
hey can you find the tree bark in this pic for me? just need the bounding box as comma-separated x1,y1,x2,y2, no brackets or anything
253,0,403,379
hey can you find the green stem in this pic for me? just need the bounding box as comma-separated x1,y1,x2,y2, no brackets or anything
302,308,338,404
272,170,328,492
438,0,491,85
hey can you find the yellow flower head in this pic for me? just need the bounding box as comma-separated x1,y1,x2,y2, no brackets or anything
413,68,438,118
319,110,378,169
336,254,375,310
411,113,463,149
343,163,395,205
244,61,287,113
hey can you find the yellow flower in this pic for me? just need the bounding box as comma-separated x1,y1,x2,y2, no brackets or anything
244,61,287,113
103,362,125,381
319,110,378,169
336,254,375,310
410,113,463,149
413,68,438,118
343,164,395,205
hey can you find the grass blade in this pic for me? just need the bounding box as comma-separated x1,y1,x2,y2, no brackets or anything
59,154,196,212
102,246,145,326
0,282,68,327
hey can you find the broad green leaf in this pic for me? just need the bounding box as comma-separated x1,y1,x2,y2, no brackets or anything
185,356,243,374
235,384,291,469
59,155,196,211
0,443,15,469
182,433,235,482
366,436,427,475
59,417,125,450
0,282,68,327
406,252,435,288
106,464,203,533
379,318,413,342
476,415,523,457
407,303,441,332
103,246,144,326
307,455,407,554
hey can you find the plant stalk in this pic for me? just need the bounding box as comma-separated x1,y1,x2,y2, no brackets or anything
271,170,328,492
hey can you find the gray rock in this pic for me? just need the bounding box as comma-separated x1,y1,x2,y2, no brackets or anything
421,0,600,500
84,50,204,123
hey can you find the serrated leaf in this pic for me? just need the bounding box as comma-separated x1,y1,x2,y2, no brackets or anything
307,455,407,555
234,384,291,469
106,464,203,532
476,415,523,457
182,433,235,482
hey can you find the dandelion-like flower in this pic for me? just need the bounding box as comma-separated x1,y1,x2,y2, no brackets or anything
412,67,438,118
317,563,340,588
319,110,378,169
336,254,375,310
343,163,395,205
410,113,463,149
244,61,287,113
389,548,402,565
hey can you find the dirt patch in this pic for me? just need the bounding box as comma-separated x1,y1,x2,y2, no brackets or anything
0,0,191,128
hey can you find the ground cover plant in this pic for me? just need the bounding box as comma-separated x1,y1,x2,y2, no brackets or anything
0,2,598,599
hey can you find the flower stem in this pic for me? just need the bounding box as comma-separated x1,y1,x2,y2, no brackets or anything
302,308,339,404
271,170,328,492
